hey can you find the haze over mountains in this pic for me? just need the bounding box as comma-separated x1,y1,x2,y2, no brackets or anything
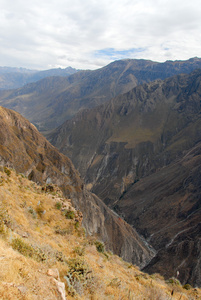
0,66,78,90
1,57,201,131
0,57,201,288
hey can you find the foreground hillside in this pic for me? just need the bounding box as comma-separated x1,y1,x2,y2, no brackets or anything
0,106,153,269
1,58,201,131
0,168,200,300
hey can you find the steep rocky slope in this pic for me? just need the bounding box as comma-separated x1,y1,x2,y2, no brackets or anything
117,143,201,286
0,106,153,267
49,69,201,205
1,169,199,299
1,57,201,131
48,69,201,286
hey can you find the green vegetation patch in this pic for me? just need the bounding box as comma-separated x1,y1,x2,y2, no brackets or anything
11,237,47,262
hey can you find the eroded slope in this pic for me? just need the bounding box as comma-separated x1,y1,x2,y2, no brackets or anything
0,106,153,267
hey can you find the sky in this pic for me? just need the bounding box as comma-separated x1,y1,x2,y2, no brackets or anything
0,0,201,70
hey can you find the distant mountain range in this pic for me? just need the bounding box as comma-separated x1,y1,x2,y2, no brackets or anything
0,66,78,90
1,57,201,131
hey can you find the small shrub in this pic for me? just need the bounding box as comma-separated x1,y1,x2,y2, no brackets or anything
28,207,37,218
167,277,181,286
11,237,47,262
135,274,149,282
55,201,62,210
19,173,26,178
55,251,66,262
0,205,10,236
63,210,75,219
65,258,89,295
0,222,6,235
74,221,79,229
183,283,192,290
67,257,89,281
36,204,45,217
74,246,85,256
11,237,35,258
95,240,105,253
32,246,47,262
65,258,93,296
4,167,11,176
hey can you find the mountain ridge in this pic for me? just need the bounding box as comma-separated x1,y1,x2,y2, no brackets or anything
0,66,78,90
1,57,201,131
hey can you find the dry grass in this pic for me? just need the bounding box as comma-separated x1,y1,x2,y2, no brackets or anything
0,168,200,299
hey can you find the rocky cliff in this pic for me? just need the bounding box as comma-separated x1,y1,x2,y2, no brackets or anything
118,143,201,286
49,69,201,206
0,106,154,267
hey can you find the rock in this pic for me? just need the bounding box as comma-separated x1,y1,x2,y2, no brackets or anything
52,278,66,300
22,232,29,238
17,285,27,294
47,268,60,280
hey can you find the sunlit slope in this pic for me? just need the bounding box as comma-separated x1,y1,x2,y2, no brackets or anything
0,168,200,299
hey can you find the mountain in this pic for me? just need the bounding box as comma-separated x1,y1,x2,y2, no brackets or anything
0,105,153,268
48,69,201,286
1,57,201,132
1,169,199,299
0,66,35,74
49,69,201,201
0,66,78,90
119,142,201,287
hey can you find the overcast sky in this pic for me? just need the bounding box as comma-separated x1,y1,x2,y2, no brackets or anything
0,0,201,70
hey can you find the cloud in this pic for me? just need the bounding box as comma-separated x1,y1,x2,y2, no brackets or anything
0,0,201,70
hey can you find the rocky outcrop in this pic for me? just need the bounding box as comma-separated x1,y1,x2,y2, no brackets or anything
0,106,154,267
47,269,66,300
73,188,154,268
